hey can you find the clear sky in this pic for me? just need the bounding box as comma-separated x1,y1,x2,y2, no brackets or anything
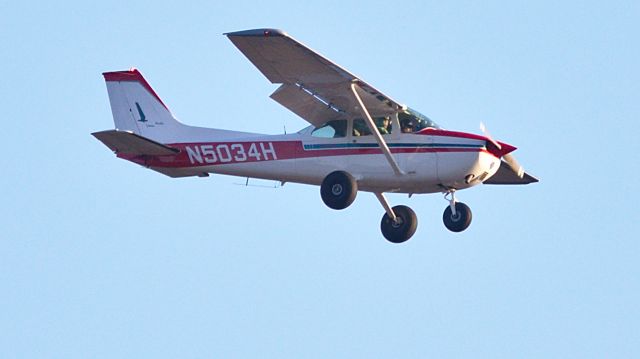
2,0,639,357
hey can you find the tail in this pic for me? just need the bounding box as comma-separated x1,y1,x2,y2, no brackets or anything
103,68,185,142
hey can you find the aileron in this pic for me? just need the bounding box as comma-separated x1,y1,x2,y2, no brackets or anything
226,28,403,123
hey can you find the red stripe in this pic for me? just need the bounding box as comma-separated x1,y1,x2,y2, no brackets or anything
418,128,517,157
417,128,489,141
118,141,497,168
102,68,169,111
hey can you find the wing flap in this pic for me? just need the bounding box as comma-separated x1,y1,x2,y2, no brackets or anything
92,130,180,156
270,84,345,126
484,160,539,185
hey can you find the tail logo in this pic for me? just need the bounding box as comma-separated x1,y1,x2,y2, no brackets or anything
135,102,147,122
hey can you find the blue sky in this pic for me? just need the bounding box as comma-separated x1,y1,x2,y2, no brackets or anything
1,1,639,357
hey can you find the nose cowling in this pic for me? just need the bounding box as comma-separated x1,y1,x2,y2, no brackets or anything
434,131,507,189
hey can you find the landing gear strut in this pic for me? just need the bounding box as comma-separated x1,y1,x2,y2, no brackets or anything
375,193,417,243
442,191,472,232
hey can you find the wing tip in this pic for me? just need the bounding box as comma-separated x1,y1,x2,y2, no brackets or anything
224,28,287,37
102,68,141,82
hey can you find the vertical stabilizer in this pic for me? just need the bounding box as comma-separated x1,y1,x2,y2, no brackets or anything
103,68,185,142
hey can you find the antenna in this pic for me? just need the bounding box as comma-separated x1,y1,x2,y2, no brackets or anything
235,177,281,188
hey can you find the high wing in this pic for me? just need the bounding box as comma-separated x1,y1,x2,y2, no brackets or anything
225,28,404,127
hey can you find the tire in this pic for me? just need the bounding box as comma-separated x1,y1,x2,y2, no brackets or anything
320,171,357,210
380,205,418,243
443,202,472,232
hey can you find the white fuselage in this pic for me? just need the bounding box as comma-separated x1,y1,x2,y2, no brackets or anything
126,128,502,194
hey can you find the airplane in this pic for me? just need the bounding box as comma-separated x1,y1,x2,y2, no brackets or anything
93,28,538,243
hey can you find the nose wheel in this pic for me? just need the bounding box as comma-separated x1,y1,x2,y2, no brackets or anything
442,191,472,232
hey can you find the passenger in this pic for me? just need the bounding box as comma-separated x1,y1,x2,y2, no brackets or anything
401,120,415,133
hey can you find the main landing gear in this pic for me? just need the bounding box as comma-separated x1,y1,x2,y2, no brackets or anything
320,171,358,210
380,204,418,243
320,172,473,243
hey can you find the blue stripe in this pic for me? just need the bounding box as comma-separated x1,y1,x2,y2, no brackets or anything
303,143,484,150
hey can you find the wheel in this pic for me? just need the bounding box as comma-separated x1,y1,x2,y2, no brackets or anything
443,202,472,232
380,205,418,243
320,171,357,210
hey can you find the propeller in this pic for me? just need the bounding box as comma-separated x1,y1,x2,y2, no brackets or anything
480,122,524,178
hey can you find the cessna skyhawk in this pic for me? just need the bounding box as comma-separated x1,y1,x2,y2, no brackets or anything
93,28,538,243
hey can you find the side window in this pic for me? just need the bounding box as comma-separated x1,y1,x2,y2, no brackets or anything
311,119,347,138
352,119,372,136
352,117,393,136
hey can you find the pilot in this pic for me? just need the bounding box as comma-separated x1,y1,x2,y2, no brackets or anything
377,117,391,135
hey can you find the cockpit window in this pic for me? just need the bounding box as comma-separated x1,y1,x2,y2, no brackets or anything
399,108,441,133
311,119,347,138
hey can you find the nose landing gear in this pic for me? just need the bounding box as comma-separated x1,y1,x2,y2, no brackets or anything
442,191,472,232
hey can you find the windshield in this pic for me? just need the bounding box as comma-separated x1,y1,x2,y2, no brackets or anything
399,108,441,133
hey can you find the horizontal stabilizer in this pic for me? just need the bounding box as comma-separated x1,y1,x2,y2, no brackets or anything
484,160,539,185
92,130,180,156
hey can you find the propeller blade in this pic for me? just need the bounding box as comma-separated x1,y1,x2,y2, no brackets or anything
480,122,501,150
503,153,525,178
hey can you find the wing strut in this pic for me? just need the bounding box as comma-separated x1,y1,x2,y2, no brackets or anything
350,83,405,176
